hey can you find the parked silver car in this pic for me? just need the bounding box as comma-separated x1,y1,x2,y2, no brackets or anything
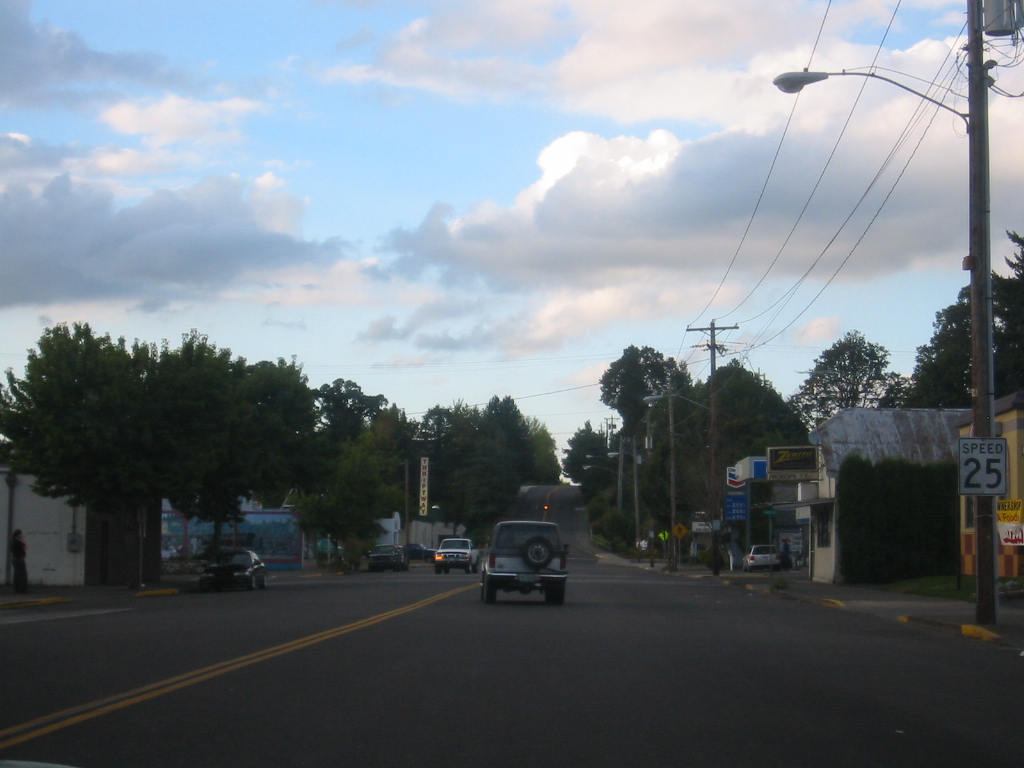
742,545,781,572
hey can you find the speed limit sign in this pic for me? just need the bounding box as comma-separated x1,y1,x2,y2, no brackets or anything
958,437,1008,496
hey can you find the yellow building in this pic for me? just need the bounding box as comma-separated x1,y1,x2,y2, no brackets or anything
959,392,1024,579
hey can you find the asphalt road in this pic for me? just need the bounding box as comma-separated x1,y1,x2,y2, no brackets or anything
1,553,1023,767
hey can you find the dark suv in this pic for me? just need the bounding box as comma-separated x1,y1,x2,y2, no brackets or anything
367,544,409,572
480,521,568,604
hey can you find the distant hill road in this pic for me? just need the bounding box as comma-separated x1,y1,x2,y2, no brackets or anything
511,485,597,561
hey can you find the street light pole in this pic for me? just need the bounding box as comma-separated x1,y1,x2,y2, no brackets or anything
644,392,682,571
773,0,1000,622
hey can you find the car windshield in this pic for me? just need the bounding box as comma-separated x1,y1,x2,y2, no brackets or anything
494,525,559,548
371,546,396,554
439,539,470,549
213,552,251,566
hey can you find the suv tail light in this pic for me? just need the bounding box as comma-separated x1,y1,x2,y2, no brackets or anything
488,553,495,567
559,554,567,570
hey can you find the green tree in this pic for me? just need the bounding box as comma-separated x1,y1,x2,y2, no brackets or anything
294,431,401,543
790,331,899,427
994,231,1024,395
905,288,972,408
525,416,562,485
712,362,808,461
0,323,161,585
1,323,160,515
562,421,613,502
908,230,1024,406
600,346,678,435
155,331,243,539
241,358,320,504
316,379,388,446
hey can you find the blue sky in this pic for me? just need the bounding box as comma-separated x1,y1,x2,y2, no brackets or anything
2,0,1023,450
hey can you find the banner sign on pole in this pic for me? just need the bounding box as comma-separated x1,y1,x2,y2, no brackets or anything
418,457,429,516
997,499,1023,545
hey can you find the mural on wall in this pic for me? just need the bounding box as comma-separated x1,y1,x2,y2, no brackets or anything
161,510,302,569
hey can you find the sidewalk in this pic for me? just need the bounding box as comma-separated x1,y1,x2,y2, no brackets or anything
0,573,203,609
600,554,1024,649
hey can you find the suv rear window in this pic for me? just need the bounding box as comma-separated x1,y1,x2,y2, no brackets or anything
493,524,560,549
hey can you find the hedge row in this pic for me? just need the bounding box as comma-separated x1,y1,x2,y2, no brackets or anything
836,454,958,584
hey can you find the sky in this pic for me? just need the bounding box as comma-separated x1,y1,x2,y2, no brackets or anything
2,0,1024,454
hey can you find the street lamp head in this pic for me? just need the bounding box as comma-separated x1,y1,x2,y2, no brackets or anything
773,70,830,94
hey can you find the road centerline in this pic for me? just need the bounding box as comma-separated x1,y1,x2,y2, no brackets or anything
0,584,474,751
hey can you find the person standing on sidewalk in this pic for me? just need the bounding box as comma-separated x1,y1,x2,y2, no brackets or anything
10,529,28,593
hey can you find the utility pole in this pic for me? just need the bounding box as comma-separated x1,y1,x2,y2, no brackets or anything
966,0,997,625
688,320,738,576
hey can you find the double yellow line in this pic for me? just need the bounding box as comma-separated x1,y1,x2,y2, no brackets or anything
0,584,474,751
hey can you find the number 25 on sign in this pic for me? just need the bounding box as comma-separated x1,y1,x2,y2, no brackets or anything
958,437,1008,496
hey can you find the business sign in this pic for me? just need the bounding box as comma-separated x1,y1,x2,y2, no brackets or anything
997,499,1023,545
767,446,818,481
726,466,745,489
725,494,748,521
958,437,1008,496
419,457,430,515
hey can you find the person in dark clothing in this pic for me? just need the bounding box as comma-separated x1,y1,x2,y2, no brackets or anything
11,529,28,593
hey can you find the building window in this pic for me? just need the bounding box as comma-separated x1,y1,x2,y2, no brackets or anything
816,509,831,548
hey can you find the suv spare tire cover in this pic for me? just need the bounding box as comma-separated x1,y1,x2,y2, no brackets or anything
522,536,554,569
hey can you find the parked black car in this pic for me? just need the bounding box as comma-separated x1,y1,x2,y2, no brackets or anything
405,543,434,562
367,544,409,572
199,550,268,591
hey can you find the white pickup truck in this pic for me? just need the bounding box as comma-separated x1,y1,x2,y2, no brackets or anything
433,538,480,574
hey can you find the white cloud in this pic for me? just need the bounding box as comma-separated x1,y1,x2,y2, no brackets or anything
0,1,188,109
0,172,343,310
99,95,265,148
792,316,842,347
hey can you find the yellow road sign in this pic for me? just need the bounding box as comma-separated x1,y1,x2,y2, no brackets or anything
673,523,688,539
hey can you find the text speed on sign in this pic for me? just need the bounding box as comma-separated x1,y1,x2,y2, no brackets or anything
958,437,1008,496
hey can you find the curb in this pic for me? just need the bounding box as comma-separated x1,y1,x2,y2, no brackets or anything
0,597,71,610
898,615,1007,645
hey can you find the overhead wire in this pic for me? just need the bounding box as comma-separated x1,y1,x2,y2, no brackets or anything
742,24,965,342
676,1,837,367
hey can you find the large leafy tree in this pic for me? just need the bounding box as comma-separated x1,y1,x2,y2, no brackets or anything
710,361,808,462
525,416,562,485
562,421,612,501
908,230,1024,406
994,231,1024,395
600,345,680,435
0,324,161,586
0,323,161,517
790,331,901,427
155,332,245,534
413,396,557,535
641,361,805,530
294,431,402,543
905,288,972,407
316,379,388,446
242,358,320,504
